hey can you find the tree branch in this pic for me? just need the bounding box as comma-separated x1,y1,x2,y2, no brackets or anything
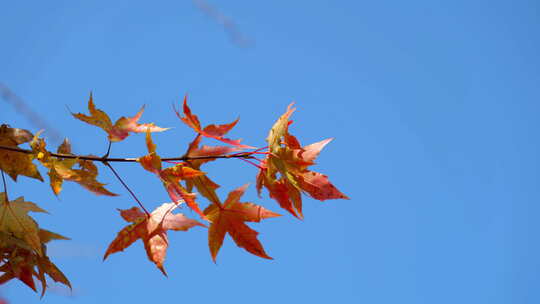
0,144,258,163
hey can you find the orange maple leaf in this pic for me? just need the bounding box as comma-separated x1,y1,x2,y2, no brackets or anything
72,92,168,142
175,96,254,148
204,184,280,262
256,104,349,218
103,203,205,275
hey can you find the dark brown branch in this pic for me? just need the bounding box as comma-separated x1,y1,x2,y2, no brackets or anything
0,144,257,163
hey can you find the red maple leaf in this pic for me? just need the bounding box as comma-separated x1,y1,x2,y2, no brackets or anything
175,96,254,148
139,132,207,219
104,203,205,275
256,104,349,218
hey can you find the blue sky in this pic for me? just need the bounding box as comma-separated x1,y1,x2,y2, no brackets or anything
1,1,539,303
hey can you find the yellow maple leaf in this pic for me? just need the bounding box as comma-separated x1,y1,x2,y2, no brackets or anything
30,136,117,196
0,193,47,256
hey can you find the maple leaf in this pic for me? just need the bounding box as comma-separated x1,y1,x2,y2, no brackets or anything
256,104,349,218
0,227,70,296
35,254,71,297
38,228,70,244
161,165,207,217
72,92,168,142
30,136,117,196
204,184,280,262
104,203,205,275
175,96,254,148
0,248,37,292
0,124,43,182
266,103,296,154
35,229,71,297
0,192,70,296
258,175,302,218
139,131,207,219
0,193,47,256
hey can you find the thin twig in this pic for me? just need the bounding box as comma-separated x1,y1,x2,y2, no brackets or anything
103,162,150,217
1,170,7,201
104,141,112,158
237,157,263,170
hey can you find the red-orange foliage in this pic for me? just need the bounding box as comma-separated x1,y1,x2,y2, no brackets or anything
0,93,348,296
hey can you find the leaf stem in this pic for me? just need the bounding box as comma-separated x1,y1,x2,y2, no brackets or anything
103,162,151,217
237,158,263,170
104,141,112,158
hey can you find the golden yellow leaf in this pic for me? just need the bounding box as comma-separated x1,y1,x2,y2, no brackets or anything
0,193,47,255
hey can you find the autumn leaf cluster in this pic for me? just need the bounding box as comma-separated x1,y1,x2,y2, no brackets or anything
0,193,70,296
0,94,348,295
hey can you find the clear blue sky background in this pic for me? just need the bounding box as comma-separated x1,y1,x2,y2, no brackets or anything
1,1,539,303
